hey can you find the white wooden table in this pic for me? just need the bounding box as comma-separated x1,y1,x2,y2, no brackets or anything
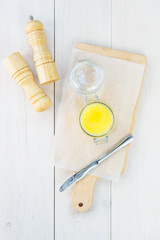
1,0,160,239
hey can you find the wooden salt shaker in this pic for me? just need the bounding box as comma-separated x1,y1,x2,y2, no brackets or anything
3,52,51,112
25,16,59,85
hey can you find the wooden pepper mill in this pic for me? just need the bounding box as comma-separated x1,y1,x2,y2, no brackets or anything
25,16,59,85
3,52,51,112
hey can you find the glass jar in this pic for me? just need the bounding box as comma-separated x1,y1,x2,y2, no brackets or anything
70,60,115,144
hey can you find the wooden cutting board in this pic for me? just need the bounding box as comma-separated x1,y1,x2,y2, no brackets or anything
71,43,147,212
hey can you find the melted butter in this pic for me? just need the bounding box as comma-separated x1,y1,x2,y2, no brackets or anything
80,102,114,136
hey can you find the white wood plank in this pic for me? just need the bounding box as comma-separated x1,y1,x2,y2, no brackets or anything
54,0,111,239
55,169,111,240
111,0,160,239
0,1,55,239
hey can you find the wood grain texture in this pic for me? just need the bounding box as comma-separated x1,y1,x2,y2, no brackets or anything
54,0,111,239
75,43,146,174
3,52,51,112
76,43,147,64
111,0,160,239
0,0,54,239
71,43,146,213
72,175,98,212
1,0,159,239
55,169,110,240
25,19,59,84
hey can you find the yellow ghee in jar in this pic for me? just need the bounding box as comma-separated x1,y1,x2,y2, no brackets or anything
80,102,114,137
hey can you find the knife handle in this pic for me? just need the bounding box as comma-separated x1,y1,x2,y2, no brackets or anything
72,175,98,212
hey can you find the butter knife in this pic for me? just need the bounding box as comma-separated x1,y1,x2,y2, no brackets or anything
59,134,133,192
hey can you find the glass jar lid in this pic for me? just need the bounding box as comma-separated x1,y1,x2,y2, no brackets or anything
70,60,104,95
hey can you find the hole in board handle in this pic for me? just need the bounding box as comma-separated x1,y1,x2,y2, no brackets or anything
78,202,83,207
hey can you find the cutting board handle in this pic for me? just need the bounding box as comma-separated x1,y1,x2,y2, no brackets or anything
72,175,98,212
